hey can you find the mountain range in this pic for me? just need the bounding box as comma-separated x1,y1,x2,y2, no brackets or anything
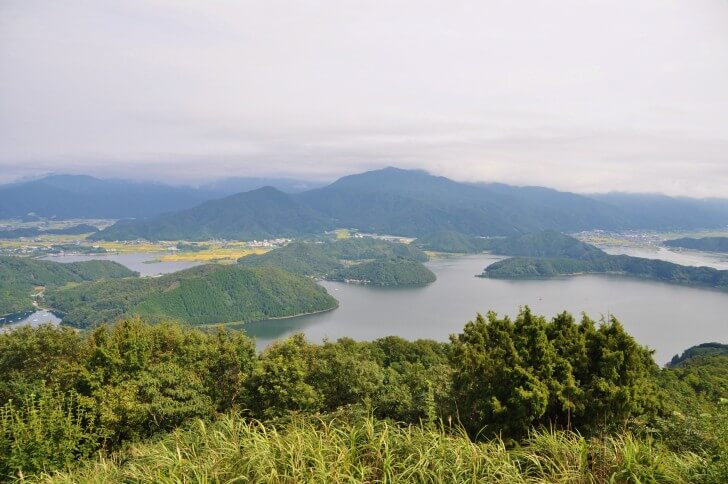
0,174,322,219
4,168,728,240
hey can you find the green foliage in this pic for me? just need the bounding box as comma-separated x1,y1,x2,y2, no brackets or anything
332,258,436,286
667,342,728,368
32,415,708,483
245,334,322,418
652,352,728,481
0,318,258,478
0,325,88,404
0,389,103,480
326,237,428,262
491,230,606,259
664,236,728,253
450,308,659,440
46,264,338,328
413,230,496,253
239,238,434,286
0,315,724,481
238,241,343,277
0,255,135,316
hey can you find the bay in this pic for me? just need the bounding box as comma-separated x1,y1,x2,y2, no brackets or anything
241,253,728,365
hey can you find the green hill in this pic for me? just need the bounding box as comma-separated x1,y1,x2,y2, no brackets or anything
490,230,606,259
413,231,496,253
663,236,728,253
238,241,342,277
332,258,436,286
45,264,338,328
91,187,329,241
238,239,433,286
480,231,728,290
326,238,428,262
667,343,728,368
0,256,136,316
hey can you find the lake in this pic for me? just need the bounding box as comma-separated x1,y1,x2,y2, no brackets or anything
600,246,728,270
41,252,201,276
10,247,728,365
0,310,62,332
240,252,728,365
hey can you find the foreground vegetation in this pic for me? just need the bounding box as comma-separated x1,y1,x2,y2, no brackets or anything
0,309,725,481
34,415,710,483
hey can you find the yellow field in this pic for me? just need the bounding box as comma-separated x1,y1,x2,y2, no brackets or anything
0,234,96,247
92,241,172,252
334,229,351,239
156,247,269,263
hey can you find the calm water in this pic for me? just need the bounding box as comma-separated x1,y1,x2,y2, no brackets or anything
41,252,201,276
241,253,728,365
600,246,728,270
0,310,62,332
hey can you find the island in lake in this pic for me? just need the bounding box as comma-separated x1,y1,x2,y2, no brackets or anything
663,236,728,253
239,238,436,286
479,231,728,290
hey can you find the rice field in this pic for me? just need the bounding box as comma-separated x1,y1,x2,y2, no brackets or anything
156,247,269,263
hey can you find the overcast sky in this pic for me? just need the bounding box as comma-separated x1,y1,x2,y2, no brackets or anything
1,0,727,196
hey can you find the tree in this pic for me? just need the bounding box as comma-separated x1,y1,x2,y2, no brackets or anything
246,334,322,418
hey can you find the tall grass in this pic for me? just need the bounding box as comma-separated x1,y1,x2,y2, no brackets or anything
27,415,707,483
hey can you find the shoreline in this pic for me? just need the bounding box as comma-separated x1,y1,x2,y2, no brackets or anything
195,304,339,329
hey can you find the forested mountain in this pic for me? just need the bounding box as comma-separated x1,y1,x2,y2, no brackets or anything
46,264,337,328
90,187,329,241
238,238,434,285
90,168,728,242
0,175,212,219
0,175,323,220
591,193,728,230
0,256,136,316
11,169,728,240
296,168,629,236
481,231,728,289
198,176,324,195
663,236,728,253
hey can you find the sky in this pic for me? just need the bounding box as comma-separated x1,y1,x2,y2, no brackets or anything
1,0,727,197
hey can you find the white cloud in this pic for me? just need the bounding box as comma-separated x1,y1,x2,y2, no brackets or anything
1,0,727,196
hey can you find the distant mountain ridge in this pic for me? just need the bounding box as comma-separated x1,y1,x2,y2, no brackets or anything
7,168,728,240
90,187,329,241
0,174,324,219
